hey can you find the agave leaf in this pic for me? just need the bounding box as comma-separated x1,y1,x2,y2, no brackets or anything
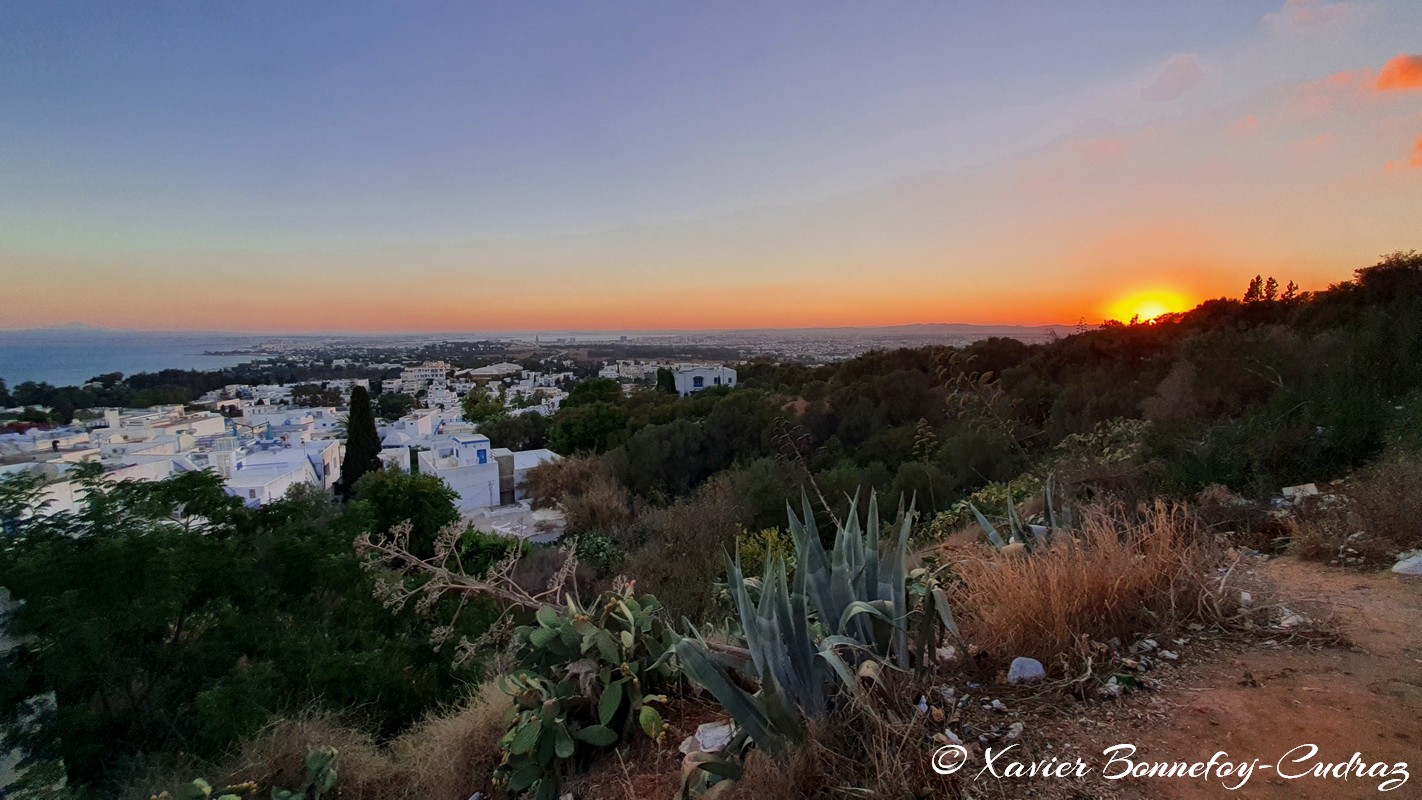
818,647,862,695
863,493,881,604
1044,476,1058,533
675,639,789,753
930,586,961,639
970,503,1006,548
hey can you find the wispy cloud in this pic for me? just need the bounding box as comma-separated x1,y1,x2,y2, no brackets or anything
1140,53,1207,102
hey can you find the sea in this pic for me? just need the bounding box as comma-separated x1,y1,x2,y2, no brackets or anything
0,329,269,387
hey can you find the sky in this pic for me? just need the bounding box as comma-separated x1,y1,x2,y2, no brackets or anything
2,0,1420,332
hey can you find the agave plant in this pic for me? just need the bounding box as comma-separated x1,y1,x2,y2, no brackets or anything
968,475,1073,550
676,492,958,758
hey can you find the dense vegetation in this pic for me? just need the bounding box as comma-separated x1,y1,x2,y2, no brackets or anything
0,467,509,795
0,251,1419,798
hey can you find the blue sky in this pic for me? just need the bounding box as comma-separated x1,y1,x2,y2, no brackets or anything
3,1,1420,330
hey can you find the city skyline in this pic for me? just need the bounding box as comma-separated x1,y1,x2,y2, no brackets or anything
4,1,1421,331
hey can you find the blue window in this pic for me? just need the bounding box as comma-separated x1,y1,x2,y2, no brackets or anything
478,449,487,464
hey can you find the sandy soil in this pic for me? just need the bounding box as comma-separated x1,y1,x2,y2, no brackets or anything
1025,558,1422,800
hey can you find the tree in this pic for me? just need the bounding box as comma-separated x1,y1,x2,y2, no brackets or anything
563,377,624,408
339,385,381,499
292,383,342,407
461,390,506,424
655,367,677,395
1243,274,1264,303
548,402,630,454
479,411,550,451
1264,276,1279,302
351,470,460,558
377,392,415,421
0,473,487,788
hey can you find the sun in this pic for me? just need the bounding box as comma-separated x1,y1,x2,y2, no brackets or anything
1105,289,1190,323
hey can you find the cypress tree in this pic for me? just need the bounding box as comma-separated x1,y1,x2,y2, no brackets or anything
338,385,382,499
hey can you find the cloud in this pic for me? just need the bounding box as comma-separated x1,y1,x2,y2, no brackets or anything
1229,115,1261,138
1376,54,1422,91
1412,136,1422,167
1141,53,1207,102
1263,0,1353,32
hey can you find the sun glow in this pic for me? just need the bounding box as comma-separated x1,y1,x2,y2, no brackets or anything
1106,289,1190,323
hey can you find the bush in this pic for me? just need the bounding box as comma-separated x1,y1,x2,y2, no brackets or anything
1293,454,1422,565
948,501,1231,673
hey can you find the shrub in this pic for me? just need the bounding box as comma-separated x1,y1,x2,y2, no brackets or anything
389,681,511,800
948,500,1230,673
495,588,679,799
1293,454,1422,565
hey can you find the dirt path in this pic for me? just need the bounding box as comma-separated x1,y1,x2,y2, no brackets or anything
1057,558,1422,799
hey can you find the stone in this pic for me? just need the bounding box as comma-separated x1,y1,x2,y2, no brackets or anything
990,699,1008,713
1007,656,1046,685
1393,552,1422,576
1005,722,1025,741
1240,591,1253,608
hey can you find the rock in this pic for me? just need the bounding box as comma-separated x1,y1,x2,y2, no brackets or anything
1007,657,1046,685
694,720,735,754
1393,552,1422,576
990,699,1008,713
1240,591,1253,608
1005,722,1025,741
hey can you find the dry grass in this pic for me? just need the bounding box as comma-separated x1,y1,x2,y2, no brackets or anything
1293,454,1422,565
125,681,514,800
726,687,962,800
226,710,395,799
949,500,1232,675
388,680,512,799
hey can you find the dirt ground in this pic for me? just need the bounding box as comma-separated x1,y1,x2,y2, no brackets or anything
1004,557,1421,800
569,557,1420,800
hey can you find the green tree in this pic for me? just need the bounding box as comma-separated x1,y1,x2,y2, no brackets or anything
562,377,624,408
292,383,343,407
479,411,550,451
376,392,415,421
460,390,506,424
0,475,486,789
351,469,460,558
339,385,381,499
548,402,630,454
655,367,677,395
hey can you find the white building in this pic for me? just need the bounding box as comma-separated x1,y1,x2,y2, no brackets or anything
672,365,737,396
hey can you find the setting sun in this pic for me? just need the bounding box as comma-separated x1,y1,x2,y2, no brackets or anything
1105,289,1191,323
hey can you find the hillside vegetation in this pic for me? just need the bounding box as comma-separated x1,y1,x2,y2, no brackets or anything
2,251,1420,799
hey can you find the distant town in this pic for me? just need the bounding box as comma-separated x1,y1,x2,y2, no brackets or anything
0,324,1064,544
